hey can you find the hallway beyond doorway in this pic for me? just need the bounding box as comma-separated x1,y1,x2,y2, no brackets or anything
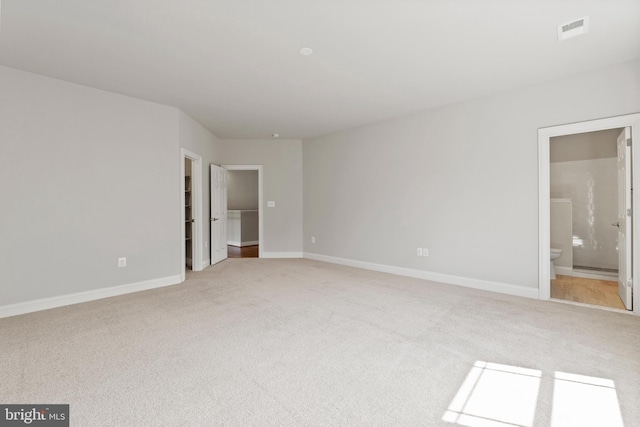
228,245,259,258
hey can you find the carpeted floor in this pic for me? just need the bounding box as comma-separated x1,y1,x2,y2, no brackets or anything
1,259,639,426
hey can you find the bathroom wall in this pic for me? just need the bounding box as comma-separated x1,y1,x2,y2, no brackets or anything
550,130,619,271
550,128,620,162
550,199,573,272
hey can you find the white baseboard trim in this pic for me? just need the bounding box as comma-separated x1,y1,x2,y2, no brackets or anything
304,252,539,299
572,270,618,281
554,265,618,281
227,240,259,247
0,275,182,319
262,252,304,259
555,266,573,276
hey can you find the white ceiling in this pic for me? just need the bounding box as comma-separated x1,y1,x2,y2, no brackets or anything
1,1,638,139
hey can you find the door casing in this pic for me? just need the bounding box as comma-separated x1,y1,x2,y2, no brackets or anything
538,113,640,315
181,148,203,282
617,128,633,309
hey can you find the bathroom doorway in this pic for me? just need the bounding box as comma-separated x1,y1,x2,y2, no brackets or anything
549,129,623,309
538,114,640,314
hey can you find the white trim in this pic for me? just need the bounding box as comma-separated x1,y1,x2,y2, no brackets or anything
0,275,181,319
539,129,552,300
222,165,264,259
227,240,259,247
304,252,538,299
181,148,204,282
549,298,633,315
262,252,304,259
555,266,573,276
548,265,618,281
538,113,640,315
571,270,618,281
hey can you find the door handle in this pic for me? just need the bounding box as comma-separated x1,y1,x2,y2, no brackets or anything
612,222,620,227
211,218,219,222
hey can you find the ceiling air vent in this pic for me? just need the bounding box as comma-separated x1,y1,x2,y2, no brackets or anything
558,17,589,41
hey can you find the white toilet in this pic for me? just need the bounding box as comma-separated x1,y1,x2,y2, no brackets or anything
550,248,563,280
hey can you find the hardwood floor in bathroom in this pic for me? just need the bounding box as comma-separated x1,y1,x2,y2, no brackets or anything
551,275,626,310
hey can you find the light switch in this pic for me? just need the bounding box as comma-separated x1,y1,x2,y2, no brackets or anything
267,201,275,207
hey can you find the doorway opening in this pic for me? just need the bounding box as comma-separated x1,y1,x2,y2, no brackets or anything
222,165,264,259
549,129,624,310
181,149,203,282
538,113,640,314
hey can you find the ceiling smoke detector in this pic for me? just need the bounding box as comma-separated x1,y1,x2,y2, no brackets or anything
557,17,589,41
299,47,313,56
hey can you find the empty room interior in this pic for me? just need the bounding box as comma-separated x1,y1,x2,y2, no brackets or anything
1,1,639,426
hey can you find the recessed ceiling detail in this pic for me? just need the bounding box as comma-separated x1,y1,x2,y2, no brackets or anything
558,17,589,41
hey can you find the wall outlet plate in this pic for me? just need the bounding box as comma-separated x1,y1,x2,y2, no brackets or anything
416,248,423,256
267,201,275,207
118,257,127,268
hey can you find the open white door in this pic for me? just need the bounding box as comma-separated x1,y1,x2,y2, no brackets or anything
617,127,632,310
210,164,228,266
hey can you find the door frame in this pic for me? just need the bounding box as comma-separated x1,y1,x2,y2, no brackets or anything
181,148,203,282
538,113,640,314
222,165,264,258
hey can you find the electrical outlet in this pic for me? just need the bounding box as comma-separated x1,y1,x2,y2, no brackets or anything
118,257,127,268
267,201,275,207
311,236,316,243
423,248,429,256
416,248,423,256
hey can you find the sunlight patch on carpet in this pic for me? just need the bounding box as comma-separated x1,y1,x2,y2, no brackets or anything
551,371,623,427
444,361,625,427
442,361,541,427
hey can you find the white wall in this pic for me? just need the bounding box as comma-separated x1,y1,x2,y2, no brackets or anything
550,128,619,162
551,159,618,270
227,170,259,210
550,200,573,270
218,140,303,255
303,59,640,291
0,66,181,307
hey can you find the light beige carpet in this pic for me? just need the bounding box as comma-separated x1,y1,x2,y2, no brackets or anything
1,259,639,426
